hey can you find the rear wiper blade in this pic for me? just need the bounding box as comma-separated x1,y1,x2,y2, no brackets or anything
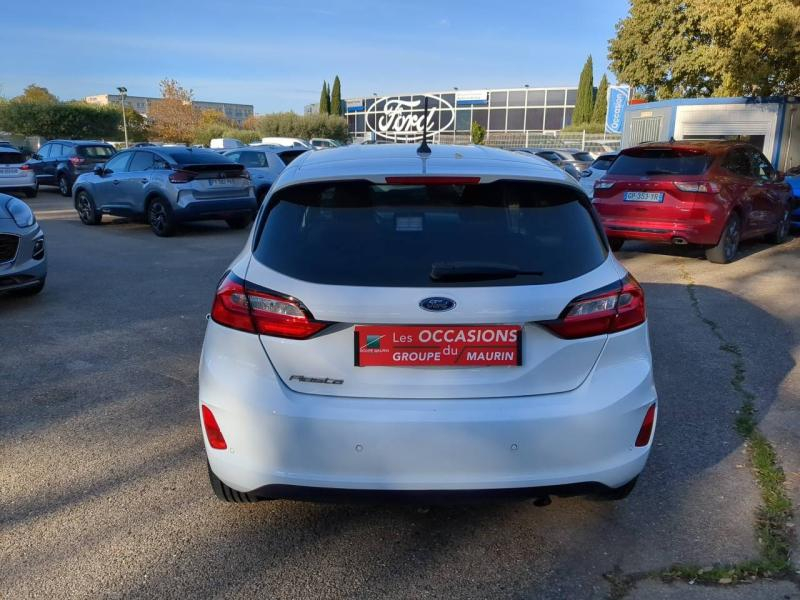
643,169,676,175
430,261,543,282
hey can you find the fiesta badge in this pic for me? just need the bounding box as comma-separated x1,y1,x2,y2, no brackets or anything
419,297,456,312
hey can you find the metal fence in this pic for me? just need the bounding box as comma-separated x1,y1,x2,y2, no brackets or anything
358,131,622,153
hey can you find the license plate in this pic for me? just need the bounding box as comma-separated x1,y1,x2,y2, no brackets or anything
624,191,664,203
207,178,238,187
0,168,17,176
354,325,522,367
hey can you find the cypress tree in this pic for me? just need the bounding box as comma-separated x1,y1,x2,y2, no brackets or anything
572,55,594,124
592,74,609,124
331,76,342,116
319,81,330,114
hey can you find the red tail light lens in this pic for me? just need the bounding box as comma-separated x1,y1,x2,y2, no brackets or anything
635,404,657,447
201,405,227,450
19,164,31,171
69,156,85,165
169,169,196,183
674,181,720,193
211,274,329,339
540,276,646,339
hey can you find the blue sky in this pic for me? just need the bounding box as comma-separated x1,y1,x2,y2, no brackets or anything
2,0,630,113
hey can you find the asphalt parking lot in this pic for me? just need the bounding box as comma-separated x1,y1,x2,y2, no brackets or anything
2,190,799,599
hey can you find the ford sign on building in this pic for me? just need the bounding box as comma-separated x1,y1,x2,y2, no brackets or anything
324,87,580,141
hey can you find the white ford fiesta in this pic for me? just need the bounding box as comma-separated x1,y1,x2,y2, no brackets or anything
199,144,657,504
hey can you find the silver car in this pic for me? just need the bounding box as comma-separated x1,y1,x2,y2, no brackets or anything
72,146,256,237
0,193,46,296
579,152,618,198
0,147,37,198
222,145,308,206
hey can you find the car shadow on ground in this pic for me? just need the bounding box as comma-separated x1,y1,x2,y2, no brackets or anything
95,217,252,238
2,277,796,596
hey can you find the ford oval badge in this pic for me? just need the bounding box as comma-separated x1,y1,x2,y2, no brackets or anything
419,297,456,312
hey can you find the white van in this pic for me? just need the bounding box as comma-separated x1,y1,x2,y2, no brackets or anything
210,138,245,150
257,137,311,149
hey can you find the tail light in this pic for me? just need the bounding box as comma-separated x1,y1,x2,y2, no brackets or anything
240,169,251,180
540,276,646,339
635,404,657,447
69,156,85,166
211,273,329,339
385,176,481,185
674,181,720,193
19,164,31,171
201,405,227,450
169,169,197,183
594,180,615,190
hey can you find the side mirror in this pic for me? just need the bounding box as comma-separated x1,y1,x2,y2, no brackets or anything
581,170,591,178
31,153,41,160
93,165,105,176
773,170,785,182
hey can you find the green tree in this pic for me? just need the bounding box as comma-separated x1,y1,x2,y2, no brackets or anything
608,0,800,99
331,76,342,116
13,84,58,104
572,55,595,125
249,111,348,141
592,74,609,124
319,81,330,115
0,101,147,140
470,121,486,145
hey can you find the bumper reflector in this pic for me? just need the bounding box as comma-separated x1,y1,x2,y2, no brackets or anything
635,404,657,447
202,405,227,450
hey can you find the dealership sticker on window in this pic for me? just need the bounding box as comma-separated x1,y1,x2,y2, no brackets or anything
354,325,521,367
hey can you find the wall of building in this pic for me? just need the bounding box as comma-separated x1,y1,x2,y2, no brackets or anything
84,94,254,125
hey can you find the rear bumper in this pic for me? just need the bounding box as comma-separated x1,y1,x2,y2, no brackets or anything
0,176,36,190
173,197,256,222
600,216,722,245
200,321,658,496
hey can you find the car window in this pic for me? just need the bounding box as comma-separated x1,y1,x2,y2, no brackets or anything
226,152,241,163
49,143,64,157
60,144,75,157
167,149,234,165
607,149,712,176
152,155,170,170
37,145,52,159
238,151,268,168
749,150,774,180
254,180,606,287
571,152,593,162
78,145,115,158
276,150,306,165
127,151,155,171
535,151,561,162
722,148,753,177
591,156,616,171
103,152,133,174
0,151,25,165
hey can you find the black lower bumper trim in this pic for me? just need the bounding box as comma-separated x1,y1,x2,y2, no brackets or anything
247,482,616,504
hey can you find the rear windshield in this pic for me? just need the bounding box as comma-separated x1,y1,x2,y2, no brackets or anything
78,145,115,158
0,152,24,164
254,180,607,287
608,149,712,176
277,150,307,165
167,149,235,165
571,152,593,162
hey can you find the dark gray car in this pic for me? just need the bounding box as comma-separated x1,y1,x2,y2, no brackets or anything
72,147,256,237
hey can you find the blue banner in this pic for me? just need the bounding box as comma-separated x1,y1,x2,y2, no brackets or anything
606,86,630,134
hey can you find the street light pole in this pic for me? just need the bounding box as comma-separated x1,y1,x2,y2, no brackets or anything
117,86,129,148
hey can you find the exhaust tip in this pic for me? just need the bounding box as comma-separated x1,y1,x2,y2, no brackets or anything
672,237,688,245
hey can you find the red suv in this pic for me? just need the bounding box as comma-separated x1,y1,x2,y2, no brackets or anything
592,141,793,263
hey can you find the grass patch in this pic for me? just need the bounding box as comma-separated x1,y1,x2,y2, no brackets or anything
666,264,795,581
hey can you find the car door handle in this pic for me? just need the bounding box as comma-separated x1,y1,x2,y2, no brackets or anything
113,180,120,185
141,178,148,183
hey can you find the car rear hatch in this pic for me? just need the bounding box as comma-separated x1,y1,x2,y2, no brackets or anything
176,163,251,199
0,151,28,180
226,178,633,400
593,147,713,226
75,145,116,173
